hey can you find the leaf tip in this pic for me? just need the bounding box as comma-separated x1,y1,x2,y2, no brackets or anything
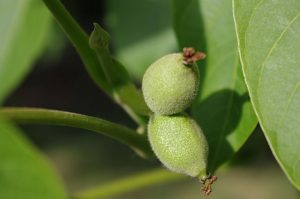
89,22,111,50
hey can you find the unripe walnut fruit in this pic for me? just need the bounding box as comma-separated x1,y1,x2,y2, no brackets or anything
142,53,200,115
148,113,208,177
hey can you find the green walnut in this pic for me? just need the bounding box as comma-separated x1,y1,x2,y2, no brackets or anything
148,113,208,178
142,53,200,115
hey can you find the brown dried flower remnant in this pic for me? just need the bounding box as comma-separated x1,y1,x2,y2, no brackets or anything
201,175,218,196
182,47,206,65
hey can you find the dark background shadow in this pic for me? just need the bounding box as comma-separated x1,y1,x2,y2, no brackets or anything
192,89,251,173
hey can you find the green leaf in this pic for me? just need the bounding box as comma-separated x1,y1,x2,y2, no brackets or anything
89,24,150,117
173,0,258,172
172,0,206,51
89,23,111,50
89,23,132,87
105,0,177,80
0,0,52,103
0,118,67,199
233,0,300,189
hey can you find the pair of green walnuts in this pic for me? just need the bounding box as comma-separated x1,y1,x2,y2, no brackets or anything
142,48,216,195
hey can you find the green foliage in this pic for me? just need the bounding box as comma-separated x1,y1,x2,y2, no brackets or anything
43,0,150,124
105,0,177,80
0,0,52,103
233,0,300,189
173,0,258,172
0,0,299,197
0,118,67,199
0,1,67,197
89,24,150,117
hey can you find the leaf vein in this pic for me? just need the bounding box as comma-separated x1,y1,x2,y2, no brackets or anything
278,80,300,129
257,11,300,93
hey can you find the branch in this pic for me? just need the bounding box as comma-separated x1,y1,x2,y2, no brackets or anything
0,107,152,157
74,168,185,199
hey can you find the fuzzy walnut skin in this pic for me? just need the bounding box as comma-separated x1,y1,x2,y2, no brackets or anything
142,53,199,115
148,114,208,177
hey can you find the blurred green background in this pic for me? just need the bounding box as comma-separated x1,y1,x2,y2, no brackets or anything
2,0,299,198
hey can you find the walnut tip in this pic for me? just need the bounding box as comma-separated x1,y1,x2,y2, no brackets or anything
182,47,206,65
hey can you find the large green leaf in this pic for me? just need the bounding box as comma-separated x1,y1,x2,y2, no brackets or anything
173,0,257,172
233,0,300,189
0,118,67,199
0,0,52,103
105,0,177,80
